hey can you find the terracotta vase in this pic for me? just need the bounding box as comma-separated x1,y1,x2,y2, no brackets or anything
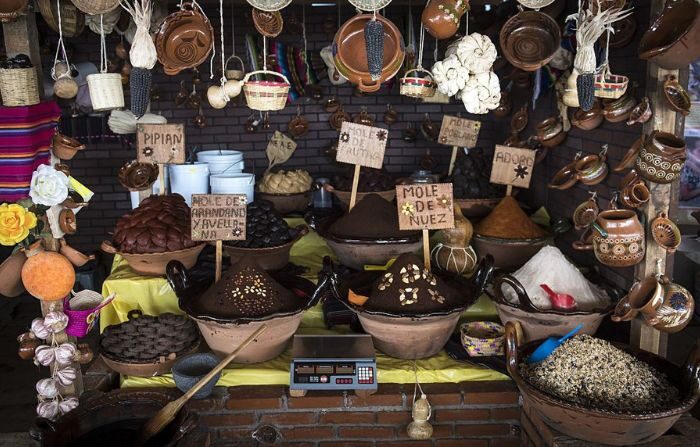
635,130,687,184
421,0,469,40
0,251,27,297
574,209,645,267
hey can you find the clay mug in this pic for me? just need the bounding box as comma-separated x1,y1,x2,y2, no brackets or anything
619,170,650,209
635,130,687,184
611,275,664,323
575,145,608,186
651,277,695,333
421,0,469,40
574,207,645,267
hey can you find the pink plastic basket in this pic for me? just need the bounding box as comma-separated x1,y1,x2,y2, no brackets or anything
64,291,115,338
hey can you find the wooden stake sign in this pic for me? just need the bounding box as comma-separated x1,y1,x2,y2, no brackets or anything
137,123,186,196
191,194,247,282
438,116,481,176
396,183,455,269
489,145,536,195
335,121,388,209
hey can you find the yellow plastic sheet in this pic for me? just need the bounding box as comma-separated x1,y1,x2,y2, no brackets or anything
101,218,504,387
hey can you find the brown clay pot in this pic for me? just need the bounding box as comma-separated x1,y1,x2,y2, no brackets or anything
100,241,206,276
619,170,650,209
421,0,468,40
612,275,664,323
491,275,610,343
155,2,214,75
500,11,561,72
117,160,159,192
547,153,582,190
325,236,423,271
472,234,552,270
663,75,691,116
574,209,645,267
635,130,687,184
651,278,695,333
571,102,604,130
504,322,700,445
614,135,644,172
101,340,200,377
0,251,26,297
257,191,310,215
638,0,700,70
52,132,85,160
575,150,608,186
333,14,405,93
603,95,636,123
627,97,652,125
651,212,681,253
222,225,308,271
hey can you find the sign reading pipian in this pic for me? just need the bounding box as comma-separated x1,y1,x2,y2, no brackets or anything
490,145,536,189
137,123,186,164
438,115,481,148
335,121,388,169
396,183,455,231
191,194,247,241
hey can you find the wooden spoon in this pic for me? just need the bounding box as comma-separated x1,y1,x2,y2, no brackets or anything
136,324,267,446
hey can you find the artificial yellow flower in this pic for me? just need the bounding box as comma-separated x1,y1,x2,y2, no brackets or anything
0,203,37,246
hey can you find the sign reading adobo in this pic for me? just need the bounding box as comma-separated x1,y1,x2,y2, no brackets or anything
191,194,246,241
396,183,455,231
490,145,536,189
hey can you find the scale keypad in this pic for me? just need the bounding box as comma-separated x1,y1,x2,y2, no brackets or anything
357,366,374,384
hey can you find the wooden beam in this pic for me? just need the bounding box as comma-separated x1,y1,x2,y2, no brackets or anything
2,2,44,96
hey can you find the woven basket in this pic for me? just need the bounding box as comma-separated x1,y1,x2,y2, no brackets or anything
594,69,629,99
0,67,39,106
36,0,84,37
70,0,120,15
225,55,246,81
400,68,437,98
242,70,290,111
517,0,556,8
87,73,124,111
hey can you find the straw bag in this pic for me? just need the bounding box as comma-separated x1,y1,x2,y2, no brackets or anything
70,0,120,15
400,68,437,98
225,55,246,81
594,64,628,99
87,73,124,111
0,67,39,106
242,70,290,111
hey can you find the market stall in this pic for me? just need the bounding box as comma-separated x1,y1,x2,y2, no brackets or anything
1,0,699,445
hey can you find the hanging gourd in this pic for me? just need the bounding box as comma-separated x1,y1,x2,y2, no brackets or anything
21,243,75,301
121,0,158,118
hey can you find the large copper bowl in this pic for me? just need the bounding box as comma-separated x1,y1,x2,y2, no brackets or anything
499,11,561,72
333,14,405,92
505,322,700,445
489,274,612,343
320,256,494,359
639,0,700,69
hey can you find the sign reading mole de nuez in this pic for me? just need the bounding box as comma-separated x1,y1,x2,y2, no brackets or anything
191,194,247,241
396,183,455,231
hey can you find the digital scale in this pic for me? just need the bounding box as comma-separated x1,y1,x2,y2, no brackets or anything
289,334,377,396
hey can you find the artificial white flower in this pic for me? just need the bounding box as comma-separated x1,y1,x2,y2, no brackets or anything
29,165,69,207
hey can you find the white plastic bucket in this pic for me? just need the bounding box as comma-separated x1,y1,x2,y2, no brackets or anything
210,173,255,203
196,150,244,175
169,162,210,206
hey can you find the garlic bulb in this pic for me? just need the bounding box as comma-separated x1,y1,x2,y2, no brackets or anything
34,345,55,366
36,378,60,399
59,397,79,414
55,343,77,365
459,71,501,115
447,33,497,75
31,318,50,340
432,55,468,97
55,366,78,387
37,400,60,420
43,311,69,333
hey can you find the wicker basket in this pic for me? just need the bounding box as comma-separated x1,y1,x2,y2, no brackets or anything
225,55,246,81
36,0,84,37
87,73,124,111
0,67,39,106
70,0,120,15
594,67,629,99
400,68,437,98
242,70,290,111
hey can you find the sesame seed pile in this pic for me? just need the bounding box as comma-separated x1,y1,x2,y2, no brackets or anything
520,335,681,413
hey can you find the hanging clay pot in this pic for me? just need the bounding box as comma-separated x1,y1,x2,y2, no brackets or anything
0,251,27,297
288,107,309,138
329,107,351,131
21,242,75,301
384,104,399,125
324,97,340,113
422,0,469,40
353,107,374,127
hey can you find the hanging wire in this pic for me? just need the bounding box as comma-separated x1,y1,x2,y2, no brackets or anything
302,0,310,82
218,0,226,86
464,10,469,35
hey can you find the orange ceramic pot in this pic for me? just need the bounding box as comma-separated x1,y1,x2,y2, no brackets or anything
421,0,469,40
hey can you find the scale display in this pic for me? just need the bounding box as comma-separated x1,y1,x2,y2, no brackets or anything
289,334,377,392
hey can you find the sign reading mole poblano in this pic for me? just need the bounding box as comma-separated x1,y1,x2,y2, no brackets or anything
438,115,481,148
490,145,536,189
137,123,186,164
335,121,388,169
396,183,455,231
191,194,247,241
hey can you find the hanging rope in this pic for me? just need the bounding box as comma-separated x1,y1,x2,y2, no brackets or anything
417,23,425,69
99,15,108,74
464,10,469,35
263,36,267,71
218,0,226,86
52,0,71,79
302,0,310,82
231,2,235,57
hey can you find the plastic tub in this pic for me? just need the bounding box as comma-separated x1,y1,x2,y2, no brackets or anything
169,162,210,206
210,173,255,203
196,150,244,175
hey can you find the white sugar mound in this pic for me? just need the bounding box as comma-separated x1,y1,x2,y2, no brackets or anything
503,246,609,311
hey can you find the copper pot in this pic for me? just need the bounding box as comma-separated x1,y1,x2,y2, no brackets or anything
333,14,405,93
571,102,604,130
574,209,645,267
155,2,214,75
639,0,700,69
635,130,686,184
491,274,610,343
52,132,85,160
421,0,469,40
504,322,700,445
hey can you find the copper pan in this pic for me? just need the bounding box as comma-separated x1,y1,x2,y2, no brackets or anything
155,2,214,76
639,0,700,69
333,14,405,93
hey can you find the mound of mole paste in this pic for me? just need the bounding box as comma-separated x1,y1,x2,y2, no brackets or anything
191,257,302,319
475,196,547,239
329,194,419,240
364,253,462,314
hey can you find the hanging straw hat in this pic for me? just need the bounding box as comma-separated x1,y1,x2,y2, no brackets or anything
246,0,292,13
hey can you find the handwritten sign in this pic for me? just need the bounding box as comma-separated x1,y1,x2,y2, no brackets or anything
137,123,185,164
191,194,247,241
396,183,455,231
490,145,536,189
438,116,481,148
266,131,297,171
335,122,387,169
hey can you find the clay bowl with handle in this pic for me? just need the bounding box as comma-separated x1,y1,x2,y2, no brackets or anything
638,0,700,69
627,97,652,125
547,153,582,190
333,14,405,93
571,103,604,130
52,132,86,161
613,135,644,172
489,274,611,343
663,75,691,116
100,241,206,276
504,321,700,445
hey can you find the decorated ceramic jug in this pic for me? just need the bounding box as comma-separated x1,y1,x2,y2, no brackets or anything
635,130,687,184
574,209,645,267
422,0,469,40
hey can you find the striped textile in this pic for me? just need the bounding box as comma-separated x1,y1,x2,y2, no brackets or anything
0,101,61,202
